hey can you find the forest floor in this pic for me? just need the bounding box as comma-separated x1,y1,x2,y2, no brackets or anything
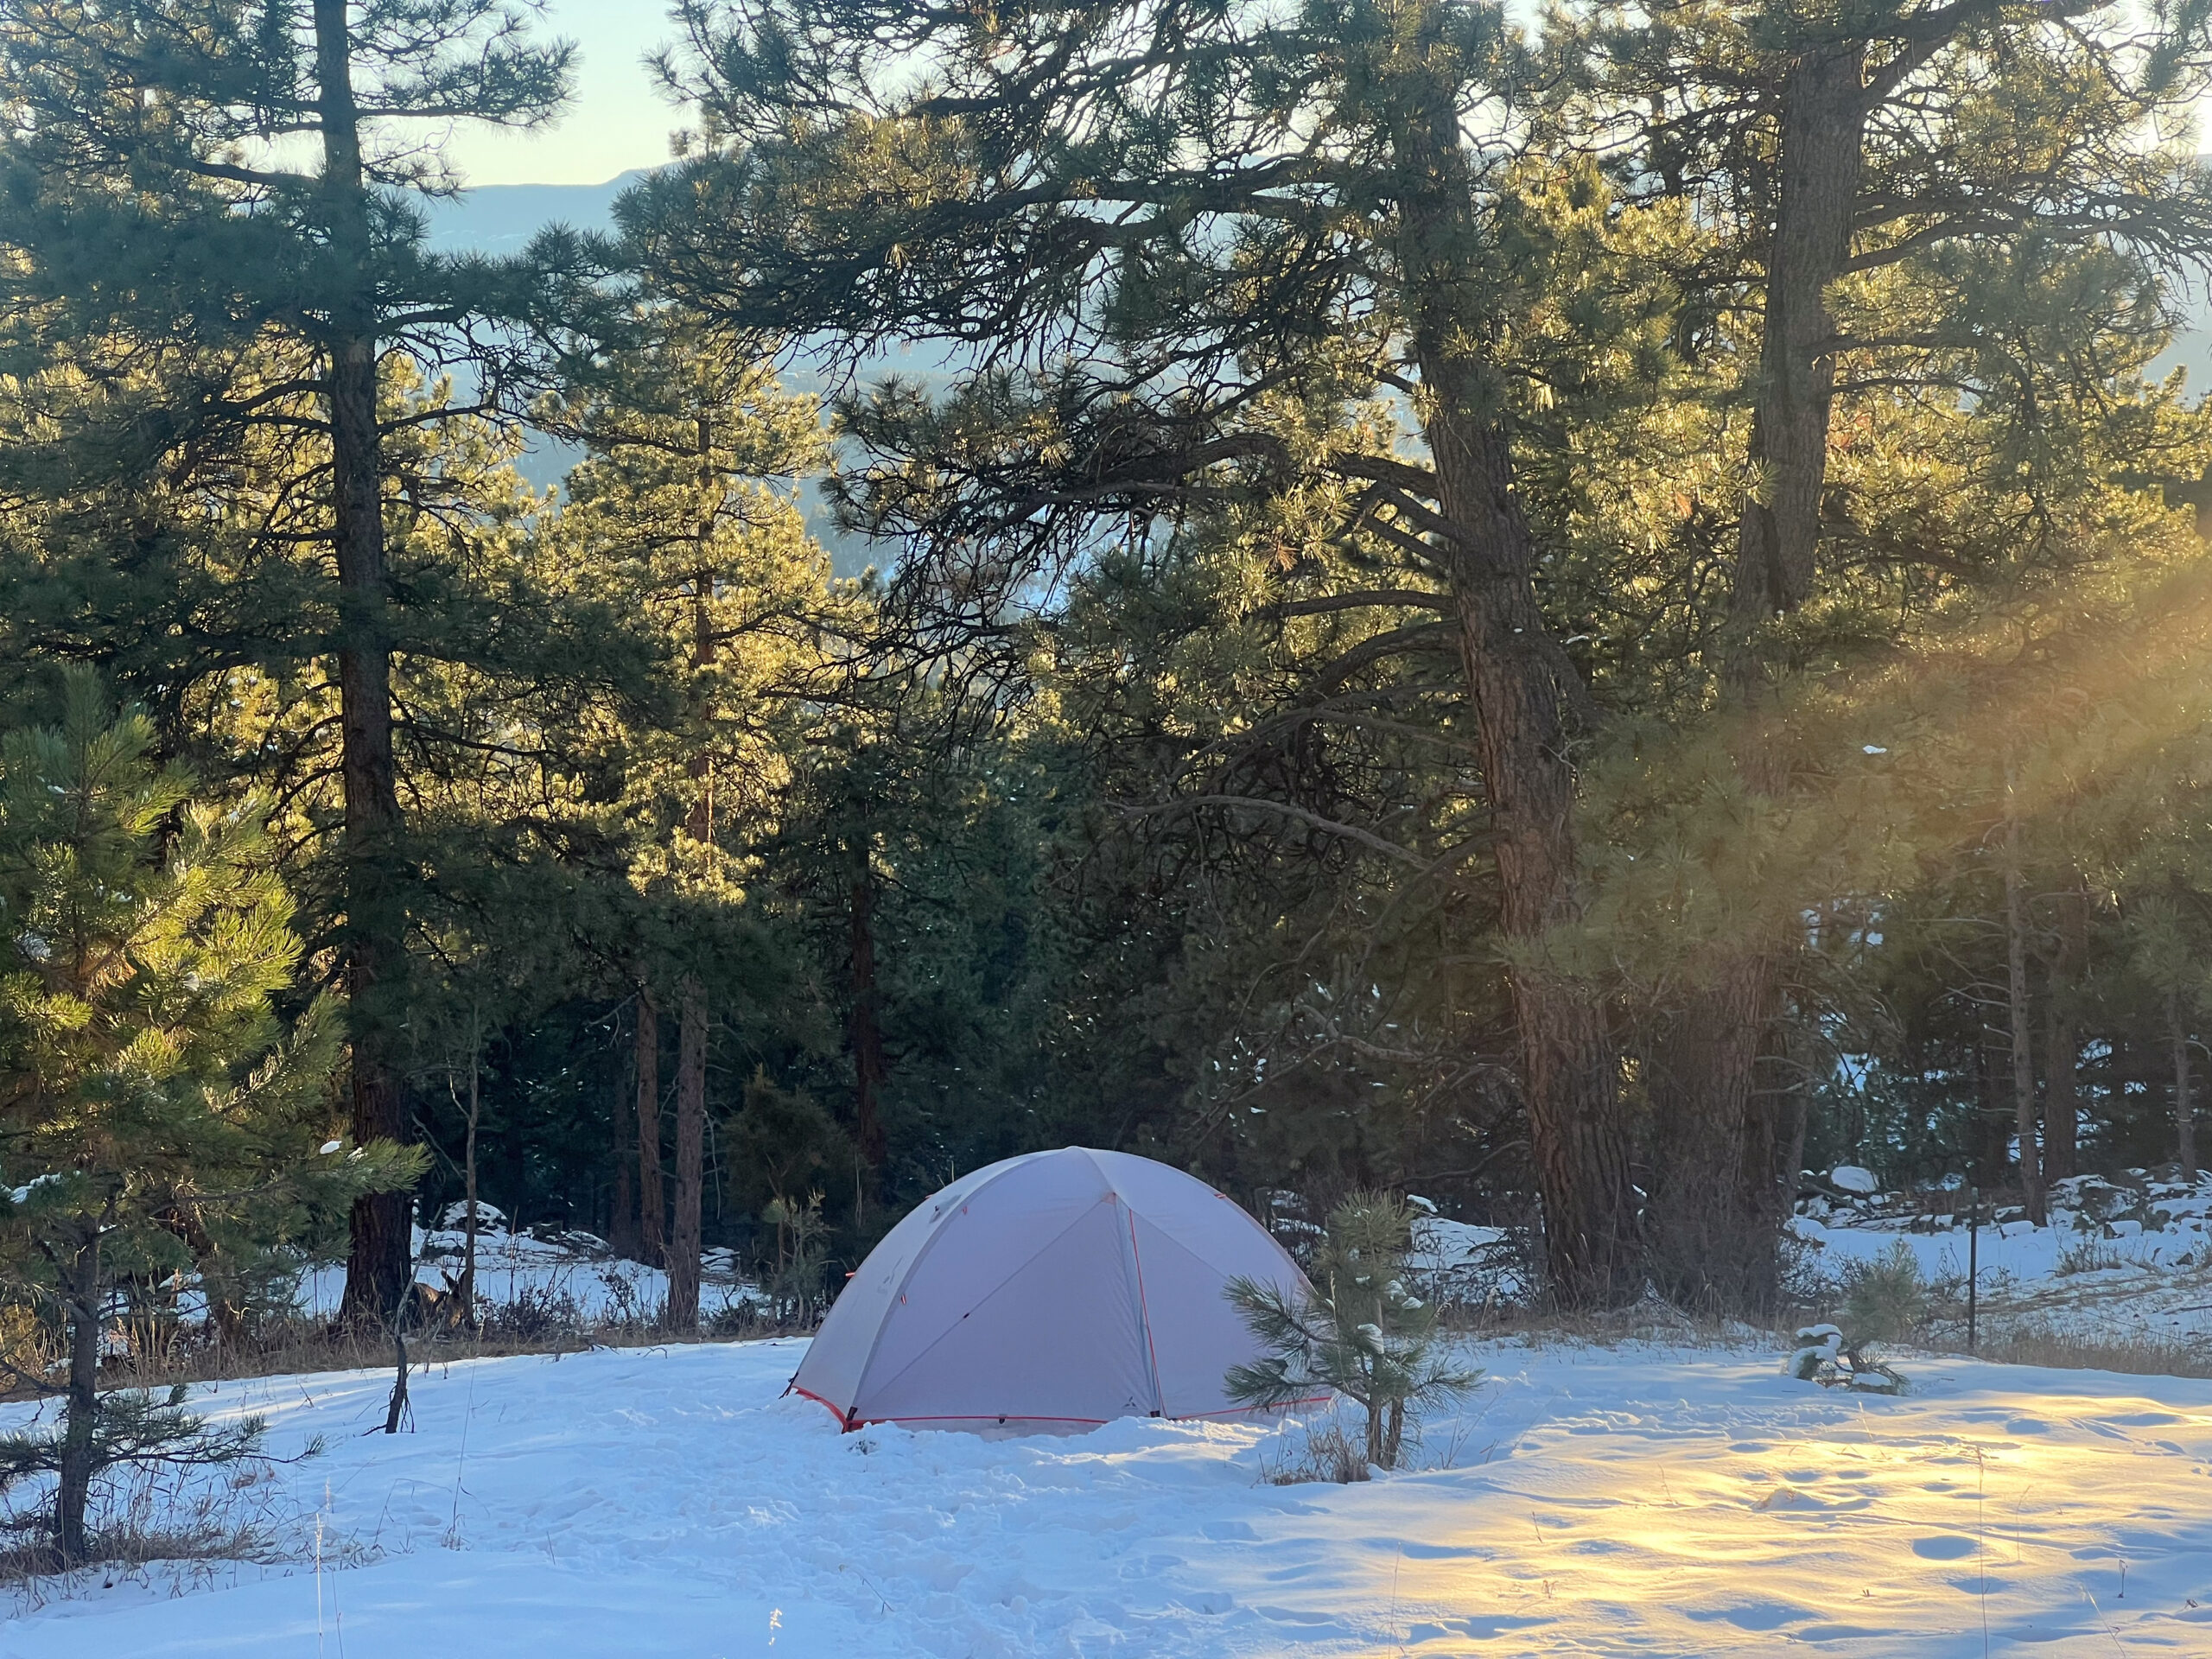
4,1330,2212,1656
5,1189,2211,1654
291,1207,767,1331
1797,1172,2212,1365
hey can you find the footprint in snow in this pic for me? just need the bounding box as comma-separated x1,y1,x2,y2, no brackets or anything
1910,1534,1979,1560
1173,1590,1234,1615
1688,1600,1814,1632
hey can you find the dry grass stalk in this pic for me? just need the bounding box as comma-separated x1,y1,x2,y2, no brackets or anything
1927,1325,2212,1379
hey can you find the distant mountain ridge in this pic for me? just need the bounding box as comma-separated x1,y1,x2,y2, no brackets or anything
434,175,2212,545
426,172,953,385
422,173,645,251
433,172,887,569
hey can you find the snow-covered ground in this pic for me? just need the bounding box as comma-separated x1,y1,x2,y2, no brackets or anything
1793,1172,2212,1352
287,1206,763,1328
1407,1210,1528,1313
272,1178,2212,1357
8,1336,2212,1656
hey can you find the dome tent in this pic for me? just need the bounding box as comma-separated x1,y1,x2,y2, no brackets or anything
790,1147,1319,1431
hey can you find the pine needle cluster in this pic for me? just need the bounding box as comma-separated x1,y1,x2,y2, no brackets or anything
1224,1192,1479,1471
0,669,419,1563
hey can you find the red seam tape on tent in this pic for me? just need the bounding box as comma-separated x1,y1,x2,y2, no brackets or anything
794,1381,1331,1430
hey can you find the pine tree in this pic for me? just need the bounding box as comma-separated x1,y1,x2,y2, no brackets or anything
537,313,846,1325
1225,1193,1478,1471
630,0,1669,1300
0,0,576,1328
1576,0,2212,1291
0,669,419,1563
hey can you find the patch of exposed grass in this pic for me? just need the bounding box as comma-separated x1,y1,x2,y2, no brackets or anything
2053,1238,2128,1276
0,1457,302,1600
1935,1325,2212,1380
1446,1297,1773,1354
1254,1417,1373,1485
3,1291,814,1405
1458,1300,2212,1384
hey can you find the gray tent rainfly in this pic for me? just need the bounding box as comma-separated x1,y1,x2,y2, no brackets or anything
789,1147,1323,1431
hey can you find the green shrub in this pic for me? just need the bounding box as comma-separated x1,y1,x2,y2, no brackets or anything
1840,1239,1929,1350
1224,1192,1479,1471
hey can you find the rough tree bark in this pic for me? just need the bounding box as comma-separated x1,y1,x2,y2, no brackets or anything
633,989,664,1266
1644,42,1872,1304
610,1154,637,1259
54,1236,99,1564
319,0,414,1331
1394,60,1638,1302
1643,982,1779,1304
665,979,707,1332
659,424,719,1326
456,1019,482,1330
1729,45,1869,631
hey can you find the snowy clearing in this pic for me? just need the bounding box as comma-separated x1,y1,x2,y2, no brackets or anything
1796,1173,2212,1353
285,1214,763,1330
5,1338,2211,1656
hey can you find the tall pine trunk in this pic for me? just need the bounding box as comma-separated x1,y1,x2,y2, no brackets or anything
458,1029,482,1330
633,989,664,1266
2042,875,2087,1182
1729,46,1867,627
661,466,717,1323
54,1236,99,1565
849,834,887,1211
611,1154,637,1258
319,0,413,1331
2002,833,2046,1224
1424,385,1639,1305
2042,997,2081,1184
1643,974,1778,1306
2170,990,2197,1181
1648,45,1871,1304
1396,48,1637,1303
665,978,707,1332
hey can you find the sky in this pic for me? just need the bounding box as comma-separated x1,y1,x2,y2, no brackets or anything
450,1,2212,193
447,0,682,188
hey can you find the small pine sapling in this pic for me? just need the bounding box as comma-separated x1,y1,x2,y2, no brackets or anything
0,671,423,1563
1224,1192,1479,1471
1786,1240,1926,1395
727,1072,847,1325
1841,1238,1932,1348
761,1192,830,1325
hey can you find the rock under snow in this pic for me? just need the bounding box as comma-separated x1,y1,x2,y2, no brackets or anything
1406,1215,1526,1308
437,1198,508,1230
